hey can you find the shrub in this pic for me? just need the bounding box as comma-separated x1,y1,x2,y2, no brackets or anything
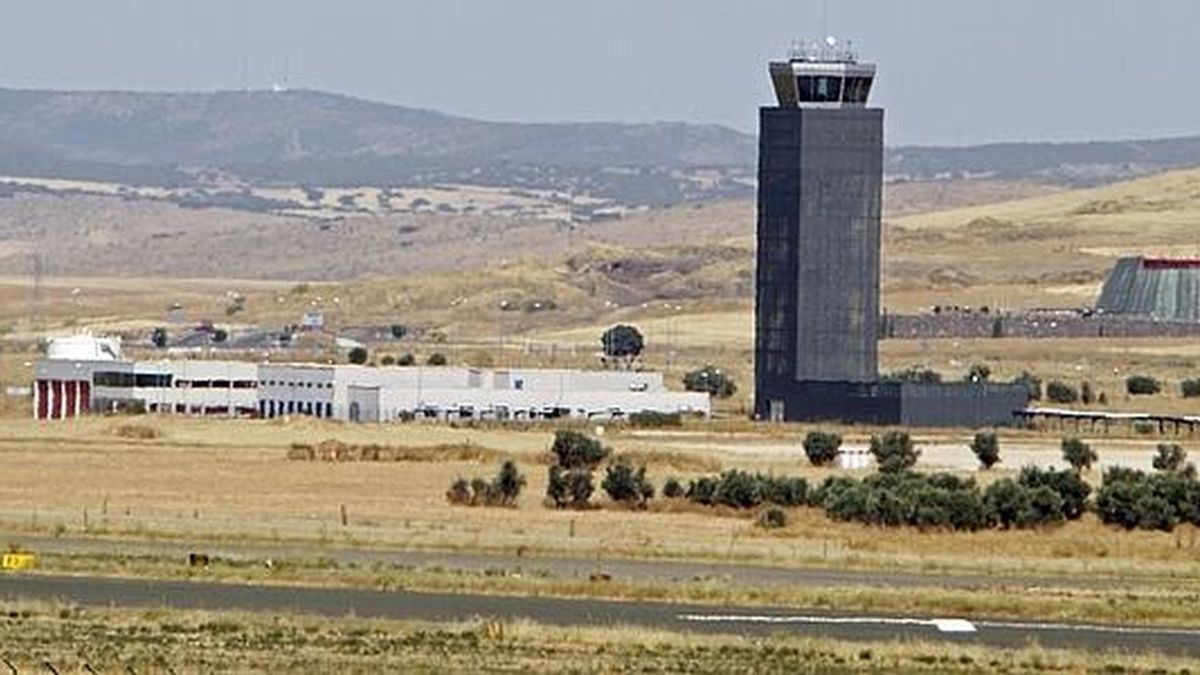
1061,437,1098,473
662,477,685,499
380,355,396,366
758,475,809,507
685,476,718,505
803,431,842,467
628,411,682,428
1045,381,1079,404
1095,468,1200,532
1182,379,1200,398
565,468,595,508
397,353,416,366
601,324,644,367
550,431,610,470
546,465,569,508
965,363,991,383
682,365,737,398
1125,374,1161,396
492,460,526,506
884,366,941,384
446,478,472,505
390,324,408,339
151,327,168,349
347,347,368,365
601,460,654,506
1014,371,1042,400
970,432,1001,470
1017,466,1091,520
427,353,448,366
1080,381,1095,405
683,470,807,509
757,506,787,530
1152,443,1188,473
869,431,919,473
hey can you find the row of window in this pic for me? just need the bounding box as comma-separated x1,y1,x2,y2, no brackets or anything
796,76,872,104
260,380,334,389
94,372,172,388
260,399,335,418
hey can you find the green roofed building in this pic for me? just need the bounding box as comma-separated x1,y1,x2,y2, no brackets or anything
1097,257,1200,322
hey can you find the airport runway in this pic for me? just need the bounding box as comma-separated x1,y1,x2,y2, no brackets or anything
1,573,1199,657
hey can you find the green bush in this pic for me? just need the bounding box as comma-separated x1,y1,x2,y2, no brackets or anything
1017,466,1091,520
447,461,526,507
869,431,919,473
1153,443,1188,473
1061,437,1098,473
427,353,448,366
1126,375,1161,396
546,465,595,509
1095,468,1200,532
757,506,787,530
884,366,941,384
662,477,685,499
380,355,396,366
1014,371,1042,400
1045,381,1079,404
684,470,808,509
601,460,654,506
628,411,682,428
550,431,611,470
803,431,842,467
1182,379,1200,398
965,363,991,383
970,432,1001,470
397,353,416,366
682,365,737,398
347,347,368,365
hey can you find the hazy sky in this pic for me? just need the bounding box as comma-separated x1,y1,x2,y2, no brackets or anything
2,1,1197,146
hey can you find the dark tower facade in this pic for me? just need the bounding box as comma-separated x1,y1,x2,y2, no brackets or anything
755,42,883,422
753,41,1030,426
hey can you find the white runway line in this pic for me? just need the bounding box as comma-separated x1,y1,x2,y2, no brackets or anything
976,620,1200,637
676,614,977,633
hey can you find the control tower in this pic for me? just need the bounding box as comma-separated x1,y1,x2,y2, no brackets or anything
753,40,1030,426
755,39,883,422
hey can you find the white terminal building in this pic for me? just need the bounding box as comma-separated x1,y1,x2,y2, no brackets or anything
33,336,710,422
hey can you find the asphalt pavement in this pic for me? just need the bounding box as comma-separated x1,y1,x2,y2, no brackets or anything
1,573,1198,658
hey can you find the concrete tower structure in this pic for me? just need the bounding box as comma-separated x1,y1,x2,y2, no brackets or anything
754,40,1029,426
755,40,883,422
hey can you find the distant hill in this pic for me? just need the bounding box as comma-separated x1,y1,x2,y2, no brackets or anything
0,86,1196,204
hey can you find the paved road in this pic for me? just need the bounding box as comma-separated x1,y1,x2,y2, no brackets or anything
7,533,1168,591
1,573,1198,657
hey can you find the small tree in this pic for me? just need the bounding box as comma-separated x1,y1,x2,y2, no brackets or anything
803,431,842,467
1126,375,1161,396
662,477,685,499
151,327,169,349
492,460,526,506
390,323,408,339
565,468,595,508
348,346,368,365
682,365,737,398
1080,381,1095,405
1014,371,1042,401
550,430,610,470
1181,379,1200,399
870,431,919,473
397,353,416,366
1061,437,1098,473
1152,443,1188,474
971,432,1001,470
965,363,991,383
427,352,448,366
546,465,569,508
601,324,644,369
1045,381,1079,404
601,460,654,507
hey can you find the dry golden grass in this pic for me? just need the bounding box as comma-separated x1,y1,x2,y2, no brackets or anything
1,416,1199,583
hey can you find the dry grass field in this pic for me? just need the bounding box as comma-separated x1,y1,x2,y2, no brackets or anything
2,416,1199,584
